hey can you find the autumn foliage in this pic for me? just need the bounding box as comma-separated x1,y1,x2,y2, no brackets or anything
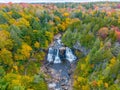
0,2,120,90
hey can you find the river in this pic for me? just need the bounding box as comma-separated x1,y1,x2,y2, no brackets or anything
42,35,77,90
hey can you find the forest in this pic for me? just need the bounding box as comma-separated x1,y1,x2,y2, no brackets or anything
0,2,120,90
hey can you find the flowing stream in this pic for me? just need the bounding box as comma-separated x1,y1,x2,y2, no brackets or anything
44,36,77,90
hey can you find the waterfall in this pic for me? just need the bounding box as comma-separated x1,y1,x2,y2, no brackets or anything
65,47,77,62
47,38,77,64
47,47,54,63
54,49,61,63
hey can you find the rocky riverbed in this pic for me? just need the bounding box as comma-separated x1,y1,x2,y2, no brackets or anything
41,61,77,90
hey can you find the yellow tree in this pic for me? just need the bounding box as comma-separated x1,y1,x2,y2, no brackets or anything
0,30,13,50
63,12,70,17
4,73,33,90
0,48,13,67
15,43,32,60
45,31,54,43
34,41,40,49
14,18,30,27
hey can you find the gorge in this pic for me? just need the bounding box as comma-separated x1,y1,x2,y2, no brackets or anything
44,35,77,90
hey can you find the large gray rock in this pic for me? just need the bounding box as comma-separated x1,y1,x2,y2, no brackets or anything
73,41,89,55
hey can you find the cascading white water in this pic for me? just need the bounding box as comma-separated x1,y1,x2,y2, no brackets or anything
47,38,76,64
47,47,54,62
54,49,61,63
57,39,61,45
65,47,77,62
